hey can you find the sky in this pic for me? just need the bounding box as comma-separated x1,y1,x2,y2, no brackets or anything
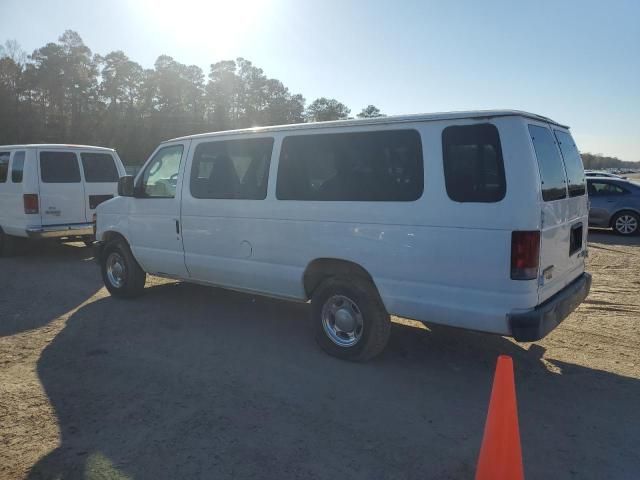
1,0,639,161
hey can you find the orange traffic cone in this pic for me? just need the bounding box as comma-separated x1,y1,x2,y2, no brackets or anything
475,355,525,480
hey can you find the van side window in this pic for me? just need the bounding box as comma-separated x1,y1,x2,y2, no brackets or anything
441,124,506,202
276,130,423,201
11,151,25,183
528,125,567,201
0,152,9,182
553,130,586,197
140,145,184,198
40,152,81,183
81,153,119,182
190,137,274,200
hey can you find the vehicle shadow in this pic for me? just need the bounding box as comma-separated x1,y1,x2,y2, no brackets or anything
0,241,102,337
588,229,640,248
28,282,639,479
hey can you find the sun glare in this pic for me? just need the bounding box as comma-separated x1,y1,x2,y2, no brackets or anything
133,0,268,57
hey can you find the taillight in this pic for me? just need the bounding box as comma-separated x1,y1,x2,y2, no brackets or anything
23,194,39,214
511,231,540,280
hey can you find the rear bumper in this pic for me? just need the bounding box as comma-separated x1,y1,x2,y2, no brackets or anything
26,223,94,239
509,272,592,342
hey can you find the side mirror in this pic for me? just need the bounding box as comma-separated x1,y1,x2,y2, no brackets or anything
118,176,135,197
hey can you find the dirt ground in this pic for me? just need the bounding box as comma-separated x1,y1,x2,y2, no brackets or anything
1,230,639,480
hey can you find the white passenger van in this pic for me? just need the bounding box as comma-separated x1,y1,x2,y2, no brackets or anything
95,111,591,361
0,144,125,255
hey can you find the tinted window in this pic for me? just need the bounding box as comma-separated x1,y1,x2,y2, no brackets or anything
140,145,183,198
442,124,506,203
191,137,274,199
0,152,9,183
554,130,585,197
529,125,567,201
81,153,119,182
11,151,25,183
40,152,81,183
588,181,627,196
276,130,423,201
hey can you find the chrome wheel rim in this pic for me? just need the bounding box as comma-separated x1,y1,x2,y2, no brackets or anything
321,295,364,347
106,252,126,288
615,215,638,234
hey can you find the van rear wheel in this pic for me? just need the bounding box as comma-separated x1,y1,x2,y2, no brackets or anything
100,239,146,298
312,276,391,361
612,211,639,236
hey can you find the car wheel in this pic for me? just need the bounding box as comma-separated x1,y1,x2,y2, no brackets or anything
612,211,639,236
100,238,146,298
312,276,391,361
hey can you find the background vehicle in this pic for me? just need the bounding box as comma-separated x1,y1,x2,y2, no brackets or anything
0,144,125,255
585,170,627,179
587,178,640,235
95,110,591,361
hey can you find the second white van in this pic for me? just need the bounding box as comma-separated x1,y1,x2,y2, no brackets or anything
0,144,125,255
95,111,591,361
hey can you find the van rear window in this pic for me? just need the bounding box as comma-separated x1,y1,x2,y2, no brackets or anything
40,152,81,183
81,153,119,182
442,124,506,203
276,130,423,201
554,130,586,197
0,152,9,183
528,125,567,201
11,151,25,183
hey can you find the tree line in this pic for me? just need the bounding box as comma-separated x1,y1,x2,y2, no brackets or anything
0,31,384,164
580,152,639,170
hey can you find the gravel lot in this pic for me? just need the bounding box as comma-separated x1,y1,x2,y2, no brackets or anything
1,231,639,480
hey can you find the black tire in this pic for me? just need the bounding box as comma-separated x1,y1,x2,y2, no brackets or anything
611,211,640,236
83,236,95,248
312,276,391,362
100,238,146,298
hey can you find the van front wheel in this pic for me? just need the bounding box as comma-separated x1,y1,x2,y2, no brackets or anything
312,276,391,361
101,239,146,298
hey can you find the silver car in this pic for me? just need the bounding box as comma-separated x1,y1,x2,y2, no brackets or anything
587,178,640,235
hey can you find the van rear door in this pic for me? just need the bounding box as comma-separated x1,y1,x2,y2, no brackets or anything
79,151,121,222
37,150,87,226
528,124,588,303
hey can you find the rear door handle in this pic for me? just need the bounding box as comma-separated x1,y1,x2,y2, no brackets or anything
175,219,180,234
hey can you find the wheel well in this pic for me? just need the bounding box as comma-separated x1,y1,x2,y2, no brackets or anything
609,209,640,227
101,231,130,248
303,258,376,299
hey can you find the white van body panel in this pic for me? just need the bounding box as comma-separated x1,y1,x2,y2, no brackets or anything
0,144,125,239
96,111,589,338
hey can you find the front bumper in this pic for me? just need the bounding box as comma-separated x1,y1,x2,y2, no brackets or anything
509,272,592,342
26,223,94,239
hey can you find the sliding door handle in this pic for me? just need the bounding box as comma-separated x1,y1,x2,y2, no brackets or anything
175,219,180,234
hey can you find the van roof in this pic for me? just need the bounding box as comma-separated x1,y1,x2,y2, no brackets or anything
0,144,115,151
164,109,568,143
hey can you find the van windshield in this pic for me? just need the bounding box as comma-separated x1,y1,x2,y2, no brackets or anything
554,130,586,197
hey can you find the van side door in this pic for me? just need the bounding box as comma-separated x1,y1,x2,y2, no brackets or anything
128,141,190,277
180,136,275,292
